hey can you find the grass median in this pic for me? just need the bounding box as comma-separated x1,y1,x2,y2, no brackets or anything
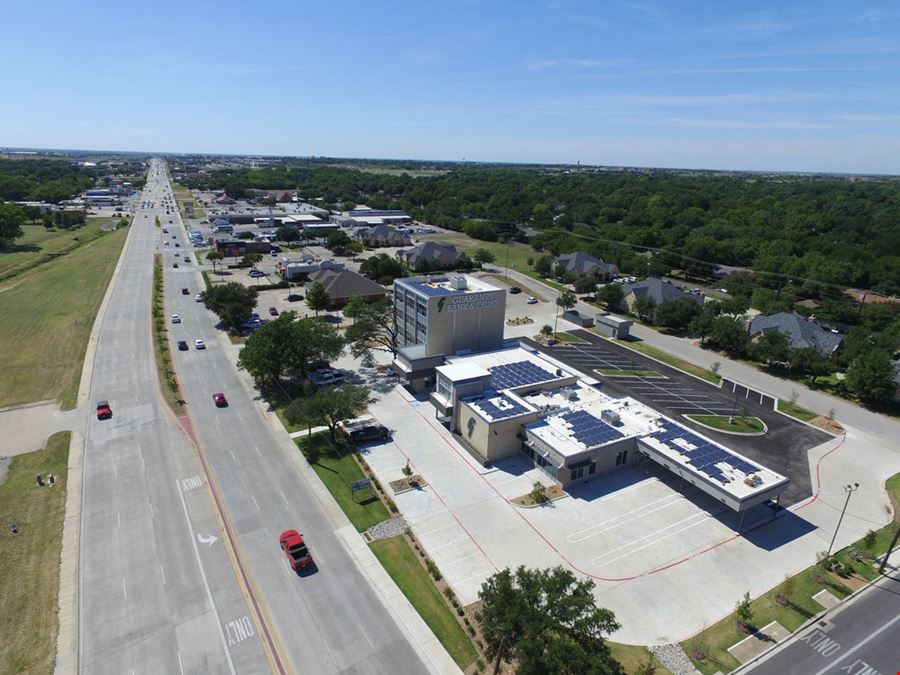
295,433,389,531
0,224,128,408
151,254,185,415
0,431,70,674
370,535,478,670
777,399,818,422
685,414,765,434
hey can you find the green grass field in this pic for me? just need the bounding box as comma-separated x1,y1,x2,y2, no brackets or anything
0,432,70,674
608,642,671,674
686,415,765,434
0,225,128,408
173,184,206,220
418,233,535,272
777,399,819,422
0,218,119,281
295,433,390,531
369,536,478,669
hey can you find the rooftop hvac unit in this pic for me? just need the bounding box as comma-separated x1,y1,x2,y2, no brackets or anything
450,275,468,290
601,409,621,426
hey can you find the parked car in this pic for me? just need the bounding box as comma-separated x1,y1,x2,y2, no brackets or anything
177,340,189,351
174,243,180,248
195,294,203,302
348,424,390,444
279,530,313,571
172,263,179,268
96,400,112,420
526,296,538,304
181,288,189,295
269,306,278,316
287,294,303,302
509,286,522,294
194,339,206,350
171,314,181,323
309,368,345,387
212,392,228,407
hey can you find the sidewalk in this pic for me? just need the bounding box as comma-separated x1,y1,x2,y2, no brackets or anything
0,400,83,457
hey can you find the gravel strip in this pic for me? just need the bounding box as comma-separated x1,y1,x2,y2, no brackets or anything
366,516,408,542
648,643,702,675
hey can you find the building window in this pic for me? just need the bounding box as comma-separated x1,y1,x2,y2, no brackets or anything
571,466,585,481
589,463,596,475
615,450,628,466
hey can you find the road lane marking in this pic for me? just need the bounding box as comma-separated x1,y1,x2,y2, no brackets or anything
117,512,121,528
251,496,261,511
160,564,166,585
177,650,185,675
279,490,289,506
811,611,900,675
358,623,374,648
122,577,127,599
322,637,336,664
254,446,261,457
176,480,237,675
182,475,203,491
149,502,154,518
229,450,237,462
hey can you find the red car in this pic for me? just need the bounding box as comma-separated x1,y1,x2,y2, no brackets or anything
96,400,112,420
279,530,313,571
268,306,278,316
212,392,228,407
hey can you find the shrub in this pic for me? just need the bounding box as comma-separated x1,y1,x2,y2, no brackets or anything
425,558,442,581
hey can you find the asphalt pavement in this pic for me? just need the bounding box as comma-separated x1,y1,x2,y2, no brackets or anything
161,170,430,673
77,161,268,673
744,563,900,675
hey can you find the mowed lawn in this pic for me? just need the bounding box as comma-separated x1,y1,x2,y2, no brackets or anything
0,432,70,674
0,218,118,280
0,226,128,408
418,233,535,271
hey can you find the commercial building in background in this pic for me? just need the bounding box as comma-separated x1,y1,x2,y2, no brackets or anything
392,275,506,391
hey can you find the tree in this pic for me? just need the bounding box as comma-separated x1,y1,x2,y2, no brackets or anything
326,230,352,252
283,384,374,442
237,313,344,392
346,240,365,256
595,283,624,311
533,255,554,277
846,349,896,403
477,566,623,675
655,298,701,331
735,592,753,632
203,282,258,333
530,482,548,504
306,281,331,316
633,294,656,322
555,290,577,333
360,252,406,283
689,305,717,345
573,275,597,295
708,316,749,356
276,226,299,242
206,250,224,274
752,329,790,367
473,248,495,265
242,252,263,270
788,347,832,382
0,203,25,248
344,297,400,364
342,294,367,324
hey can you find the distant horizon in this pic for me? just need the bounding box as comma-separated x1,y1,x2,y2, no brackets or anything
4,145,900,179
2,1,899,175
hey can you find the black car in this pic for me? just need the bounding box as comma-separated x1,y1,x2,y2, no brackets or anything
287,294,303,302
349,425,390,444
173,263,179,268
509,286,522,294
177,340,189,351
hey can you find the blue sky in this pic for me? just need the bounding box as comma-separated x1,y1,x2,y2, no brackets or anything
2,1,899,173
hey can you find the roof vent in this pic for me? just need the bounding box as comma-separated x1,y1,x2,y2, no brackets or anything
450,275,468,290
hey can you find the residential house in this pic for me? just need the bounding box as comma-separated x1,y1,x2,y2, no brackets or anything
622,277,705,314
396,242,461,271
748,312,843,355
307,268,387,308
356,224,411,248
553,251,619,281
268,190,294,203
214,193,236,205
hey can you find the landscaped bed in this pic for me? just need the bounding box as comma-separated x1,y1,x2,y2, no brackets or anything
685,414,766,434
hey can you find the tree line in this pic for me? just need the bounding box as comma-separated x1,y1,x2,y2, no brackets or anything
0,158,97,203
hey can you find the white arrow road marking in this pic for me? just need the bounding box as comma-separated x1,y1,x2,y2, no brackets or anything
197,533,219,546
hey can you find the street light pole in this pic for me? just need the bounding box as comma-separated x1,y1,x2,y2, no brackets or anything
827,483,859,557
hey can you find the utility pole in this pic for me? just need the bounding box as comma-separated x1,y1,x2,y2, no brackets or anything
827,483,860,557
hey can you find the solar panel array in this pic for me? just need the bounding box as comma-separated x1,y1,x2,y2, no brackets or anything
489,361,557,389
474,394,530,420
559,410,624,447
651,420,759,484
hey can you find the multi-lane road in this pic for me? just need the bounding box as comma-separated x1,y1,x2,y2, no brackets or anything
77,161,428,673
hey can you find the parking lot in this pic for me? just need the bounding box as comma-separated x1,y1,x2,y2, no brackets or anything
529,330,831,506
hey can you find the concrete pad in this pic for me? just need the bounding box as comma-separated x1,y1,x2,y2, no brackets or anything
812,588,841,610
727,621,790,664
0,400,83,457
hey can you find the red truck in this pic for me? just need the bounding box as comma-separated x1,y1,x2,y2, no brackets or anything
279,530,313,571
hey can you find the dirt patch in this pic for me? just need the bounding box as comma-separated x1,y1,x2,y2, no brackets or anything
389,474,428,495
506,317,534,326
511,484,567,506
828,571,868,592
810,416,844,434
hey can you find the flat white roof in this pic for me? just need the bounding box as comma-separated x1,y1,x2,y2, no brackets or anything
436,362,490,382
397,274,502,296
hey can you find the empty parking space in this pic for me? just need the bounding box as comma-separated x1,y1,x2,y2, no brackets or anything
527,332,831,506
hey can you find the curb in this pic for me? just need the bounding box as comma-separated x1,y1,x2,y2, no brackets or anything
55,214,139,675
